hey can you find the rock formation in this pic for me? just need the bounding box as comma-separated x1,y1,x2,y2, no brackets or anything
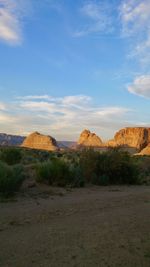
22,132,58,151
138,144,150,155
107,127,150,150
78,129,103,147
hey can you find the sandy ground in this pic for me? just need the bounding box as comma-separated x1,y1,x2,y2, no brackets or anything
0,185,150,267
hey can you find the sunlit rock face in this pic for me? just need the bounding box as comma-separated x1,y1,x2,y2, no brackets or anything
78,129,103,147
138,144,150,155
107,127,150,150
22,132,58,151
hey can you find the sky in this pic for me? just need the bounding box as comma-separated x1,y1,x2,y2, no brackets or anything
0,0,150,141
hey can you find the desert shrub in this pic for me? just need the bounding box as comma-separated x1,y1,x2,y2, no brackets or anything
137,156,150,175
0,162,24,196
36,159,72,186
35,149,140,187
79,149,99,183
36,159,84,187
135,156,150,184
79,148,139,185
93,174,110,186
0,147,22,165
21,148,53,165
70,165,85,187
99,149,139,184
49,159,72,186
36,161,53,184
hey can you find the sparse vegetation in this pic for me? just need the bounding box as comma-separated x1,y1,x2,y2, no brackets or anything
36,158,84,187
0,147,22,165
0,146,149,196
79,148,140,185
0,161,24,196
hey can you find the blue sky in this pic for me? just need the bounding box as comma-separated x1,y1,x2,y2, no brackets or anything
0,0,150,141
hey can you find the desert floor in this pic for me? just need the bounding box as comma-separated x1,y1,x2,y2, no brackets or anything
0,185,150,267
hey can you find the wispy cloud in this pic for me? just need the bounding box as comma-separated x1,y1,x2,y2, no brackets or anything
120,0,150,66
17,95,54,101
73,1,114,37
120,0,150,37
0,0,30,45
0,95,132,140
128,75,150,98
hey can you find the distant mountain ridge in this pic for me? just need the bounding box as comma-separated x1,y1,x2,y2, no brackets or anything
58,141,77,149
0,133,25,146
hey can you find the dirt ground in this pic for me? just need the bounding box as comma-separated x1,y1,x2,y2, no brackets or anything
0,185,150,267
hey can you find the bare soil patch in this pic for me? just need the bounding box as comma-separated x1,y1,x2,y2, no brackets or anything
0,186,150,267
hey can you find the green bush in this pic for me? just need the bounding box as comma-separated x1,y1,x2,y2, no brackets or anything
106,149,139,184
21,149,52,165
79,148,139,185
93,174,110,186
36,159,72,186
79,149,99,183
51,159,73,187
36,159,84,187
70,165,85,187
0,147,22,165
34,149,140,187
36,161,53,184
135,156,150,184
97,149,139,184
0,162,24,196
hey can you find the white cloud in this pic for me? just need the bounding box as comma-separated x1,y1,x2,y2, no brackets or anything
0,0,29,45
73,1,113,37
17,95,54,101
128,75,150,98
120,0,150,36
120,0,150,65
18,94,91,105
95,107,129,117
0,95,133,140
61,95,91,106
20,101,57,113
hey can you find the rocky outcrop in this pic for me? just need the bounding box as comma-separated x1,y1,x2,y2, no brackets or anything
138,144,150,155
22,132,58,151
107,127,150,150
78,129,103,147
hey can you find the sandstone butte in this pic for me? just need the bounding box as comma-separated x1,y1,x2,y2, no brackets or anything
21,127,150,154
21,132,58,151
106,127,150,151
78,129,103,147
